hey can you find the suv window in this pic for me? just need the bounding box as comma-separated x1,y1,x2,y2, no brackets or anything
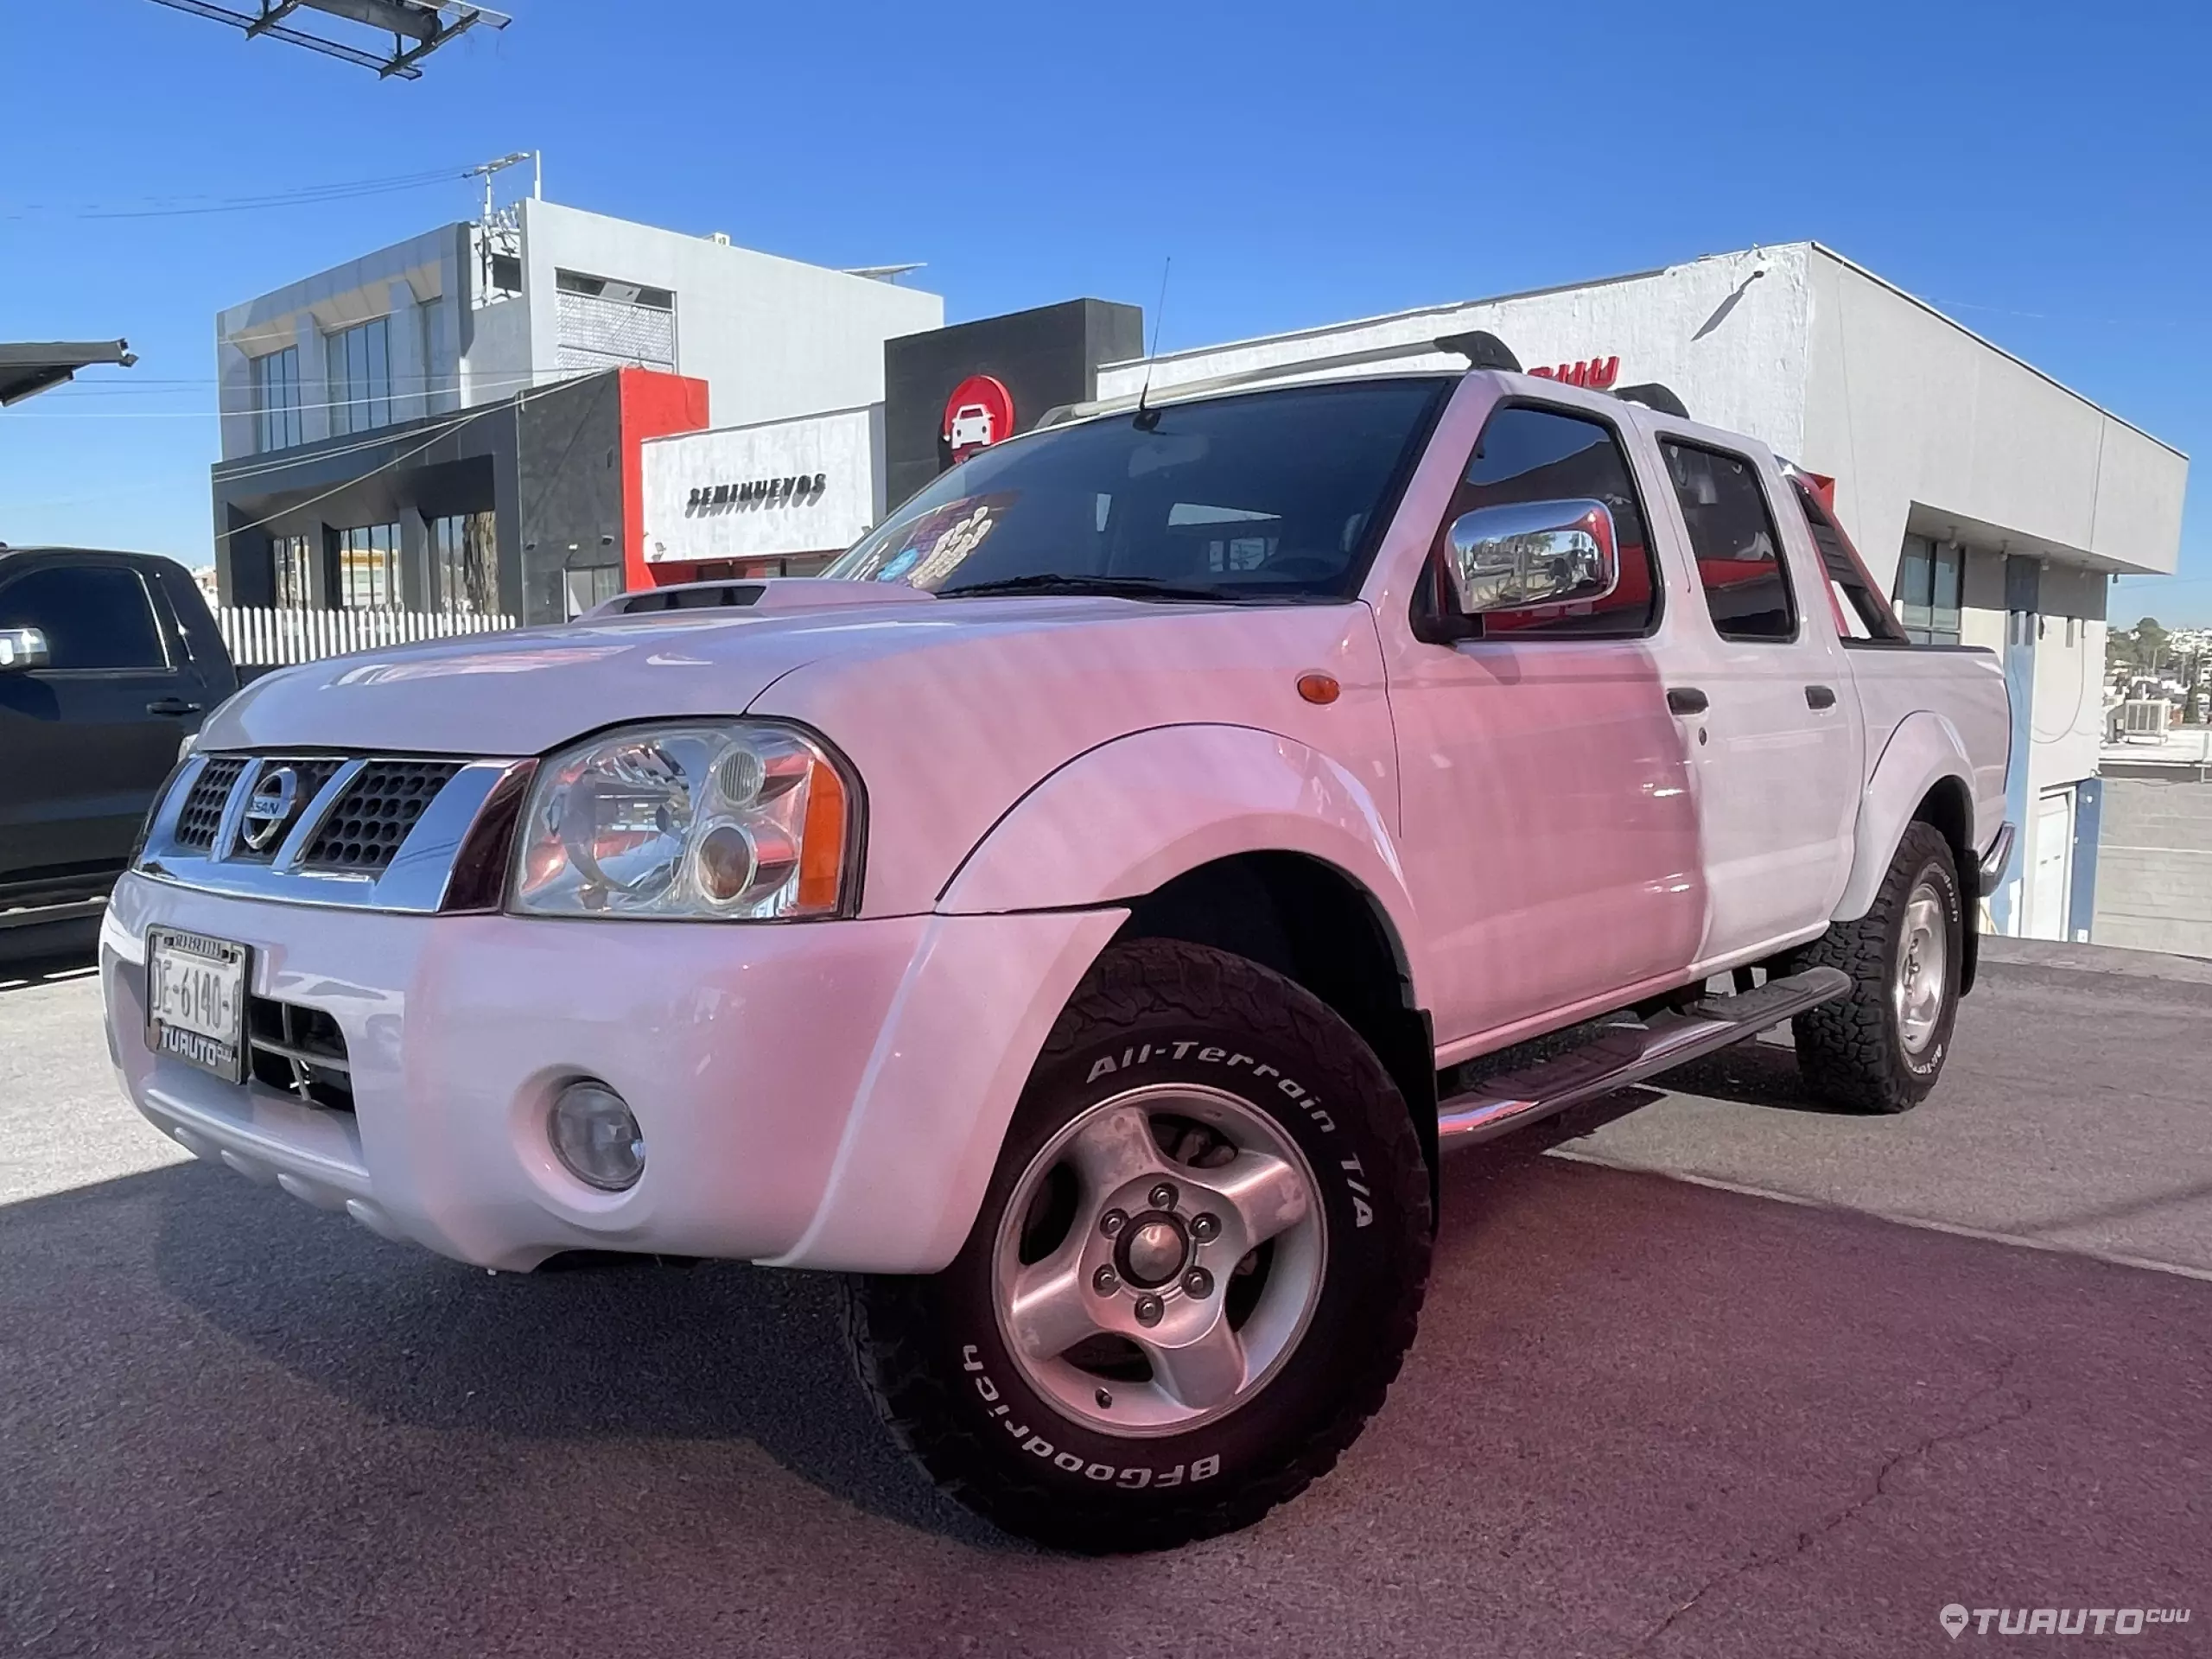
1428,404,1660,637
0,563,169,670
1792,480,1910,644
1661,441,1796,641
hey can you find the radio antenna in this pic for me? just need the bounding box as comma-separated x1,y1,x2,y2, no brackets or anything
1133,256,1172,430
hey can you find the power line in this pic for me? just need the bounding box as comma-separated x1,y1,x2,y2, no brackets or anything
5,162,471,222
214,376,585,543
13,370,604,428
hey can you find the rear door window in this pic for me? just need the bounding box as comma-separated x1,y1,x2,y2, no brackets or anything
1661,441,1796,642
0,564,171,671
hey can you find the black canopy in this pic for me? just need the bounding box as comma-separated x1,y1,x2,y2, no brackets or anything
0,341,137,407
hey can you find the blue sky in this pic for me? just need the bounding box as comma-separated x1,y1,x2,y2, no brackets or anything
3,0,2207,622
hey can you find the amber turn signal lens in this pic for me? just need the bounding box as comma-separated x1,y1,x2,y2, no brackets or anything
797,758,849,912
1296,672,1341,705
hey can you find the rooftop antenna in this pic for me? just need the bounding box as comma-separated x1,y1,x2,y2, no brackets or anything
466,150,532,224
1133,256,1172,431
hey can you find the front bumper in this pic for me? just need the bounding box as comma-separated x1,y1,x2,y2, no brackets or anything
102,873,1122,1273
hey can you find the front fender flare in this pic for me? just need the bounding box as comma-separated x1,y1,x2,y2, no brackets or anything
1833,709,1980,923
938,721,1431,995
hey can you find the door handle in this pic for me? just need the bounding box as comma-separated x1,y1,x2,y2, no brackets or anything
146,697,202,716
1666,687,1709,716
1805,684,1838,710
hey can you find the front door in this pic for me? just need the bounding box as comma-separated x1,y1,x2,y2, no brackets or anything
1388,400,1706,1051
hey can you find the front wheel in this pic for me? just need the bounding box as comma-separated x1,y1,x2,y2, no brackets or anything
1786,820,1964,1114
844,938,1431,1552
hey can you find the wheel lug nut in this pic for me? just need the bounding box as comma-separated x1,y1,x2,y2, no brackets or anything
1148,1182,1178,1211
1190,1212,1220,1243
1134,1294,1164,1326
1092,1265,1119,1295
1095,1387,1113,1409
1183,1268,1212,1298
1100,1209,1128,1237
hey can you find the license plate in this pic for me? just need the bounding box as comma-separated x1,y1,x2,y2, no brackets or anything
146,927,250,1083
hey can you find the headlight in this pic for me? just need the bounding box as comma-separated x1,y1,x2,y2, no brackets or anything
510,721,859,919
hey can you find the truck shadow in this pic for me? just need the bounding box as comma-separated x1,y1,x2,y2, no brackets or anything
130,1164,1018,1550
105,1115,1612,1557
1644,1035,1845,1116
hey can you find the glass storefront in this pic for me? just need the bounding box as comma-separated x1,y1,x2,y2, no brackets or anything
429,511,499,613
331,522,402,610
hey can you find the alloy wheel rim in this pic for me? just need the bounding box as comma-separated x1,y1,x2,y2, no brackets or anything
991,1083,1328,1438
1894,879,1948,1055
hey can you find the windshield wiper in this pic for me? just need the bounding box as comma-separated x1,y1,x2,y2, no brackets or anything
935,573,1242,604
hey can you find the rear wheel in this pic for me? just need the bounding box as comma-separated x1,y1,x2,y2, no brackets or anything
845,938,1431,1552
1787,821,1963,1114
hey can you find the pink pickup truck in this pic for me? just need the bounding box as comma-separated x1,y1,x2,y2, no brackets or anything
103,340,2012,1551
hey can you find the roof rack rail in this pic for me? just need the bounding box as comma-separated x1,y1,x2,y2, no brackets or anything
1433,331,1521,372
1612,382,1691,418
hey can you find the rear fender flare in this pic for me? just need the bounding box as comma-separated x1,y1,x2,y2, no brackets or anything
1832,709,1979,923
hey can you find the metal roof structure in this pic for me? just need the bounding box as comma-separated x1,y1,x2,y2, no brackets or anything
143,0,510,79
0,341,137,407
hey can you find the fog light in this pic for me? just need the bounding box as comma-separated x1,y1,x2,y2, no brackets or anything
550,1079,645,1191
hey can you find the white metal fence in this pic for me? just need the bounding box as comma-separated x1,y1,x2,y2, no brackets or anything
216,606,519,667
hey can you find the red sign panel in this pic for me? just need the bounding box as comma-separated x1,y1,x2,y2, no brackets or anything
1526,355,1620,391
941,374,1015,463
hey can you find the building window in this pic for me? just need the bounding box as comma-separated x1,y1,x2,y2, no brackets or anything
272,533,315,607
429,511,499,613
1661,439,1796,641
331,523,402,610
1896,534,1962,645
252,346,302,453
563,564,624,619
325,316,393,436
553,269,676,374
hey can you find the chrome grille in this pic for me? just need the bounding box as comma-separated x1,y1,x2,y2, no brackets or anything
144,751,518,913
302,761,466,873
230,757,347,861
175,757,248,850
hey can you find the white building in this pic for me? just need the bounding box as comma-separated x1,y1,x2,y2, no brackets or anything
210,199,940,622
215,198,941,461
1090,244,2189,943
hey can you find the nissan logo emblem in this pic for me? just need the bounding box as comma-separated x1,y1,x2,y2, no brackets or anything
241,766,301,852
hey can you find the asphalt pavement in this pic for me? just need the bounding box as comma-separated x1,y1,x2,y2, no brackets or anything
1,939,2206,1657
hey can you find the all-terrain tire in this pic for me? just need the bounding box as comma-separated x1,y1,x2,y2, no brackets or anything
1786,821,1964,1114
844,938,1432,1553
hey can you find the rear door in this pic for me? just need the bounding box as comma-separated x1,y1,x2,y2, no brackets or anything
1637,429,1862,965
0,556,198,891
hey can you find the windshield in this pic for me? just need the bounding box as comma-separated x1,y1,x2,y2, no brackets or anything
824,377,1452,601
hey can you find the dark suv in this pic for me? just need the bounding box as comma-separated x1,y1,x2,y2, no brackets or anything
0,547,237,928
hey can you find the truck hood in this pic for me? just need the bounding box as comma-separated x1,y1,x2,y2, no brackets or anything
205,589,1225,755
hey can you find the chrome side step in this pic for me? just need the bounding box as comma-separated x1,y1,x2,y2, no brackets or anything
1436,965,1852,1147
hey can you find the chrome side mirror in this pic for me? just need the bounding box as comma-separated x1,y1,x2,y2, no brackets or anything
0,627,51,671
1444,499,1619,615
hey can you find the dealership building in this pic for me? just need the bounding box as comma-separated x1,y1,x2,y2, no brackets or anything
211,229,2185,943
